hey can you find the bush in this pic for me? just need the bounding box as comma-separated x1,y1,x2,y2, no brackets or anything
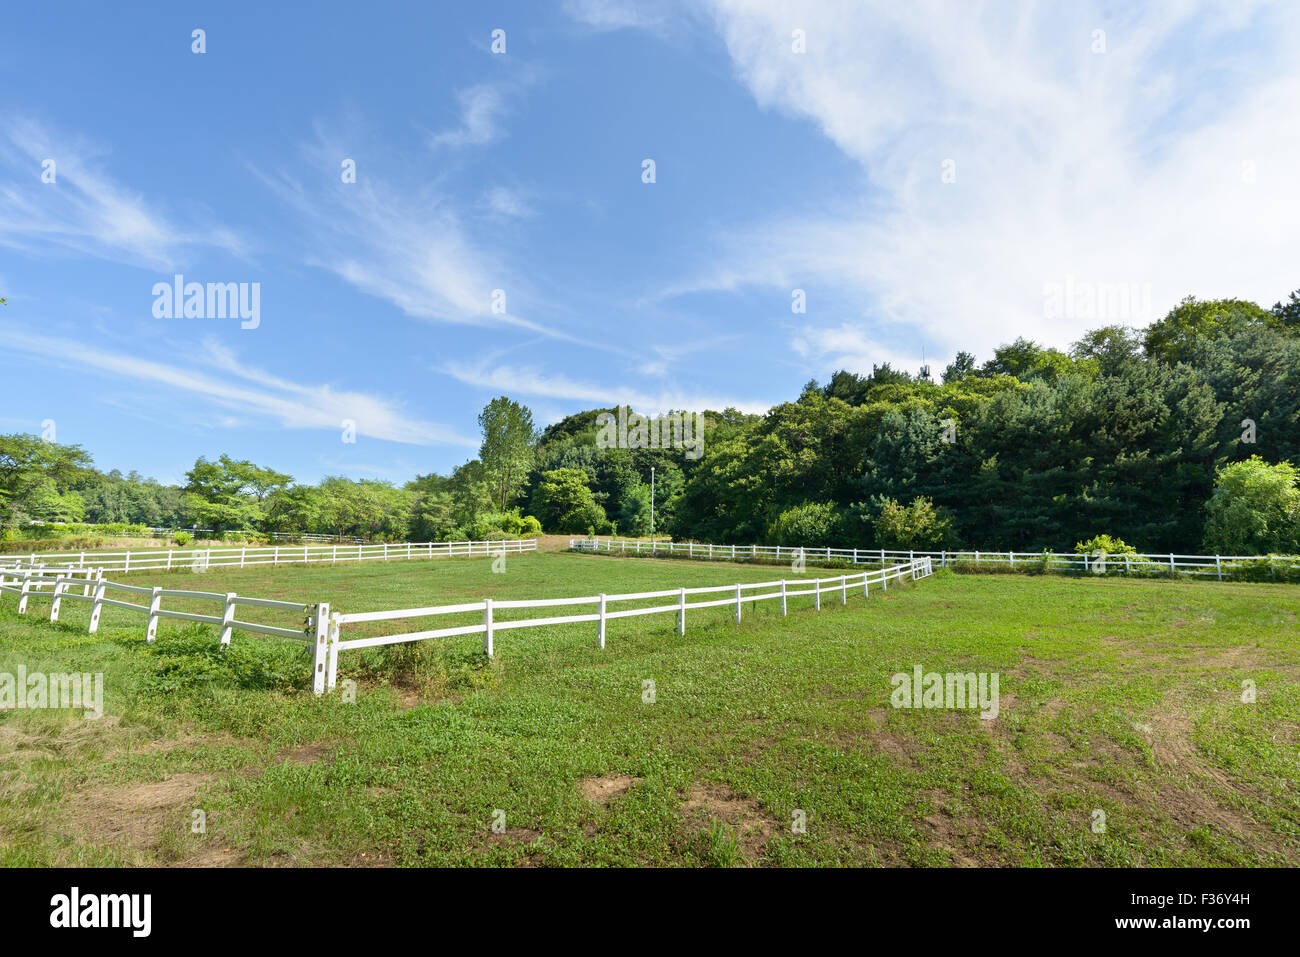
769,502,841,547
872,497,954,550
520,515,542,535
172,531,193,547
1074,534,1137,556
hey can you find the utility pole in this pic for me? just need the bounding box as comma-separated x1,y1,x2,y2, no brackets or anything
650,466,655,545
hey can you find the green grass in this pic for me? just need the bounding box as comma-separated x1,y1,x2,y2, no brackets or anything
1,551,1297,867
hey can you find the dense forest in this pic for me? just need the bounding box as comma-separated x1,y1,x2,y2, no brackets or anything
3,291,1298,553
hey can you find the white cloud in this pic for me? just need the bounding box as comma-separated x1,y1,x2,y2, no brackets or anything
254,129,581,342
442,359,770,415
563,0,669,32
484,186,533,219
666,1,1300,370
3,327,477,447
0,117,245,270
430,85,508,148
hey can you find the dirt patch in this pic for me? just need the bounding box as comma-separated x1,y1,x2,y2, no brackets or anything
580,774,639,803
920,790,982,866
277,742,333,766
682,785,778,863
71,772,212,851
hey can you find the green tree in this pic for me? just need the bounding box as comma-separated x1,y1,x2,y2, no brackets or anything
1202,456,1300,554
0,434,93,524
1143,296,1272,364
183,455,290,531
477,397,537,510
529,468,607,534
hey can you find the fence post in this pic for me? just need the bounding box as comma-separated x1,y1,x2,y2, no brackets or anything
1216,555,1223,581
17,572,31,615
146,586,163,643
734,583,742,623
166,549,173,571
941,550,946,567
124,551,131,574
88,572,106,634
311,602,331,694
49,576,66,622
326,613,341,691
780,580,787,616
1009,552,1014,568
220,593,236,645
483,599,494,658
1169,553,1175,575
815,578,821,610
853,548,858,565
883,569,888,592
598,594,607,649
274,546,279,567
333,545,338,563
864,572,869,597
677,587,686,635
880,549,885,565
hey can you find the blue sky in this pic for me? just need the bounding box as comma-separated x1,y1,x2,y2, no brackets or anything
3,0,1298,486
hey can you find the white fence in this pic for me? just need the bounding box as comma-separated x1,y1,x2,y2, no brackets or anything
2,548,933,697
0,563,326,665
144,528,367,544
569,537,1300,581
319,557,934,693
0,538,538,575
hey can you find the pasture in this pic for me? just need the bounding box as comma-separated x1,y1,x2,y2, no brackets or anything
0,550,1297,867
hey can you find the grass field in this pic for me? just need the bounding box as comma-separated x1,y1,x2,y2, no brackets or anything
1,550,1297,867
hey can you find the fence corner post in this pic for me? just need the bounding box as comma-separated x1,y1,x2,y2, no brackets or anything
311,601,330,695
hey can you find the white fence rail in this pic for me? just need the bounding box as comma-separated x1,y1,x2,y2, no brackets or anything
0,563,324,659
569,537,1300,581
0,538,538,575
319,558,934,693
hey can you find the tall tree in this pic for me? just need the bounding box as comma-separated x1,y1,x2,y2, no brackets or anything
477,397,537,510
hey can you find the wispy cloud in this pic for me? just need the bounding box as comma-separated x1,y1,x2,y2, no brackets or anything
563,0,670,32
429,85,508,148
442,358,769,415
662,0,1300,370
0,117,245,270
254,126,588,343
3,326,477,447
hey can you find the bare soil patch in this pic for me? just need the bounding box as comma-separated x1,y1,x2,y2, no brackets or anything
580,774,639,803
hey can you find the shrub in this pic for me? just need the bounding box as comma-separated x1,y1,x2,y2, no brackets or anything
769,502,841,547
172,531,193,547
1074,534,1137,556
872,497,954,550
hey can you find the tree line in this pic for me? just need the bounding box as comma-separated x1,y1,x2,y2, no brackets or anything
3,289,1298,552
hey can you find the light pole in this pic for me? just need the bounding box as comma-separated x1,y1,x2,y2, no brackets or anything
650,466,655,546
